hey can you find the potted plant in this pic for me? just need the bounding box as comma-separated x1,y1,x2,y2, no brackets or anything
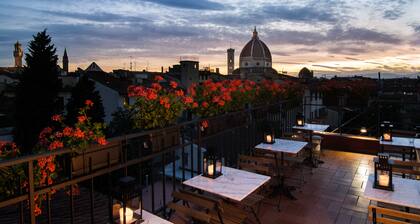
187,79,257,136
128,76,186,152
38,100,112,176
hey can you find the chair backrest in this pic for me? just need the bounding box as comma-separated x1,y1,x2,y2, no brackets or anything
391,159,420,177
170,190,221,223
368,205,420,224
238,154,274,176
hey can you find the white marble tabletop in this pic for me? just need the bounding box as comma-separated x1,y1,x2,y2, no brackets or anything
363,174,420,209
414,139,420,149
183,166,271,202
293,123,330,132
380,136,415,148
134,210,173,224
255,138,308,154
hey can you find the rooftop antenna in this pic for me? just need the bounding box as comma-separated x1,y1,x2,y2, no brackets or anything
146,61,149,71
134,62,137,71
129,56,133,71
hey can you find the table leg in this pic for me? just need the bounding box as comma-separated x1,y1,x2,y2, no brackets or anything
278,152,297,200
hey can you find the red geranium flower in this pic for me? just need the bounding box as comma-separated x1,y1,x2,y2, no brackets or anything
154,75,164,81
77,115,87,123
73,128,85,139
96,137,108,145
51,114,62,122
184,96,193,104
85,100,94,107
151,83,162,91
170,81,178,89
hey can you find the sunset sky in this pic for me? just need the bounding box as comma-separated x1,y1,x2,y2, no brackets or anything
0,0,419,76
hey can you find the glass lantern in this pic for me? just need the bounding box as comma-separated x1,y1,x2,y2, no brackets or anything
296,113,305,127
112,176,143,224
373,153,393,191
263,129,275,144
381,121,393,142
203,152,222,179
415,125,420,138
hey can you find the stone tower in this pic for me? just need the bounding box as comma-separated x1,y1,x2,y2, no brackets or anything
180,60,199,88
13,41,23,68
227,48,234,75
63,48,69,73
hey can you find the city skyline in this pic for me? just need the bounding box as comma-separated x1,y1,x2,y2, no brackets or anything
0,0,419,76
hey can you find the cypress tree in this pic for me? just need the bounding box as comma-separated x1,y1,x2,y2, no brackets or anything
14,30,62,153
66,74,105,125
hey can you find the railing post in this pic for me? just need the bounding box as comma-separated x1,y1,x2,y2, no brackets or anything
28,160,35,224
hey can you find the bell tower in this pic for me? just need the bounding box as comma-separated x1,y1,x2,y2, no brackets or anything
227,48,234,75
63,48,69,73
13,41,23,68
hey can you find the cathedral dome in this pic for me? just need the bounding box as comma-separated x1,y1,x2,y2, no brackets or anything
239,27,272,69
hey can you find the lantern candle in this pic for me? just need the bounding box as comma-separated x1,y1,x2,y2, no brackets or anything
266,134,272,143
378,173,389,186
383,133,391,141
208,164,214,176
119,207,133,223
297,119,303,126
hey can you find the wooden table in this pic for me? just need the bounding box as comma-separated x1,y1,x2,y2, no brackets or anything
255,138,308,200
134,210,173,224
183,166,270,202
293,123,329,167
363,174,420,209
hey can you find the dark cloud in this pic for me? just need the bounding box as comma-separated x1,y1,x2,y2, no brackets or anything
40,11,149,23
261,5,338,22
326,26,401,44
345,57,361,61
143,0,225,10
365,61,384,65
383,10,403,20
312,64,337,69
411,24,420,33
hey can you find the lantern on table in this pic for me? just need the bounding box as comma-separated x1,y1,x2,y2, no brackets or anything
112,176,143,224
415,125,420,138
263,129,275,144
373,153,393,191
203,151,222,179
381,121,393,142
360,127,367,135
296,113,305,127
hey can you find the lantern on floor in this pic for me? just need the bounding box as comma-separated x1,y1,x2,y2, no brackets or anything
263,129,275,144
373,153,393,191
112,176,143,224
381,121,393,142
203,152,222,179
296,113,305,127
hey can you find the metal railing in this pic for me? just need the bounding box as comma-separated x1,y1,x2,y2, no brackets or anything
0,101,299,224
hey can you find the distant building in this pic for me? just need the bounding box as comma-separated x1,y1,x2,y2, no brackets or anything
85,62,104,72
180,60,199,88
227,48,234,75
63,48,69,73
13,41,23,68
298,67,314,79
233,27,278,81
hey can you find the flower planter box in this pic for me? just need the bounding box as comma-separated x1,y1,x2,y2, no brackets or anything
200,116,229,137
149,126,180,152
71,141,121,177
227,112,249,128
